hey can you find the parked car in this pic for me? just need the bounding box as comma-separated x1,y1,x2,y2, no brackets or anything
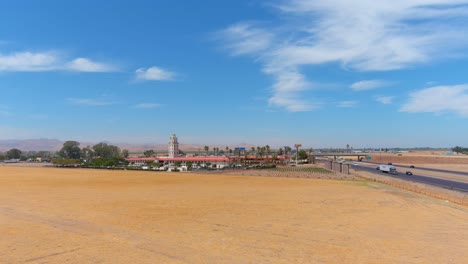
387,162,393,165
406,171,413,175
410,165,415,168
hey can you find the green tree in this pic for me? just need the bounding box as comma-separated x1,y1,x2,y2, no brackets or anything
204,146,209,156
58,141,81,159
122,149,130,158
186,161,193,170
284,146,292,164
277,147,284,155
297,149,308,160
284,146,292,156
92,143,120,159
144,149,155,157
452,146,464,153
81,146,94,160
6,148,22,159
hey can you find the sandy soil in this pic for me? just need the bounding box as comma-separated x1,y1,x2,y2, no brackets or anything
1,167,467,263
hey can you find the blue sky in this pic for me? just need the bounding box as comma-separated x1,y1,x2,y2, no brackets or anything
1,0,468,148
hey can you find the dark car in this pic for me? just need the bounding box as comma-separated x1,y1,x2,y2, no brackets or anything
376,166,380,170
387,162,393,165
410,165,415,168
406,171,413,175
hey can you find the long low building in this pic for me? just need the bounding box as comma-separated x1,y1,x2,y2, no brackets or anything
126,156,230,168
126,154,291,168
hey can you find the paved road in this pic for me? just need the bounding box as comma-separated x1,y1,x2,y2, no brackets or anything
352,164,468,192
390,164,468,176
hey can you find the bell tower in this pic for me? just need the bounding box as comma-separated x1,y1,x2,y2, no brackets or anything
168,134,179,158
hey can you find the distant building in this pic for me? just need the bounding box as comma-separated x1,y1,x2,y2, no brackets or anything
168,134,179,158
126,133,286,169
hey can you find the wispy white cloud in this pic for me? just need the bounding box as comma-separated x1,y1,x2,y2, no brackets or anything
337,101,358,108
400,84,468,116
135,66,175,81
218,0,468,112
66,58,116,72
375,96,395,104
135,103,162,109
350,80,389,91
0,51,117,72
0,51,59,71
219,23,273,56
67,98,115,106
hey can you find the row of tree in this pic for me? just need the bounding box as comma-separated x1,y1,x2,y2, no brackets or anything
452,146,468,154
197,145,312,157
0,149,54,161
0,141,129,162
58,141,128,160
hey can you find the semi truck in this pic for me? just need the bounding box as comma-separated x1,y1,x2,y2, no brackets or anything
378,164,398,175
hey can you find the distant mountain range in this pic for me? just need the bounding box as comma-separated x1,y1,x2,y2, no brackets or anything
0,139,64,152
0,139,257,153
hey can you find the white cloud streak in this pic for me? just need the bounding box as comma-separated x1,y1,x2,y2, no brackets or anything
0,51,117,72
351,80,389,91
400,84,468,116
135,66,175,81
135,103,162,109
337,101,357,108
218,0,468,112
66,58,115,72
375,96,395,104
67,98,114,106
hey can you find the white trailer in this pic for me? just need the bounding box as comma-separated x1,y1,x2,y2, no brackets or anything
379,164,398,174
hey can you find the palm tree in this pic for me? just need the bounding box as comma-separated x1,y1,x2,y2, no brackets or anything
294,144,302,165
204,146,209,156
278,147,283,156
265,145,270,163
284,146,292,164
260,146,266,162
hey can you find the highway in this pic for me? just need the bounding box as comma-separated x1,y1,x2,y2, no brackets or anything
351,163,468,193
361,161,468,176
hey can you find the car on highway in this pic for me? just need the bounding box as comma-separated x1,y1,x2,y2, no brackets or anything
410,165,415,168
387,162,393,165
406,171,413,175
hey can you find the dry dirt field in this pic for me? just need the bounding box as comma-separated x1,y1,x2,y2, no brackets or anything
1,166,467,263
369,151,468,165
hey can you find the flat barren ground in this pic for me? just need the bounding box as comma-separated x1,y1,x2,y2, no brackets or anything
1,167,467,263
